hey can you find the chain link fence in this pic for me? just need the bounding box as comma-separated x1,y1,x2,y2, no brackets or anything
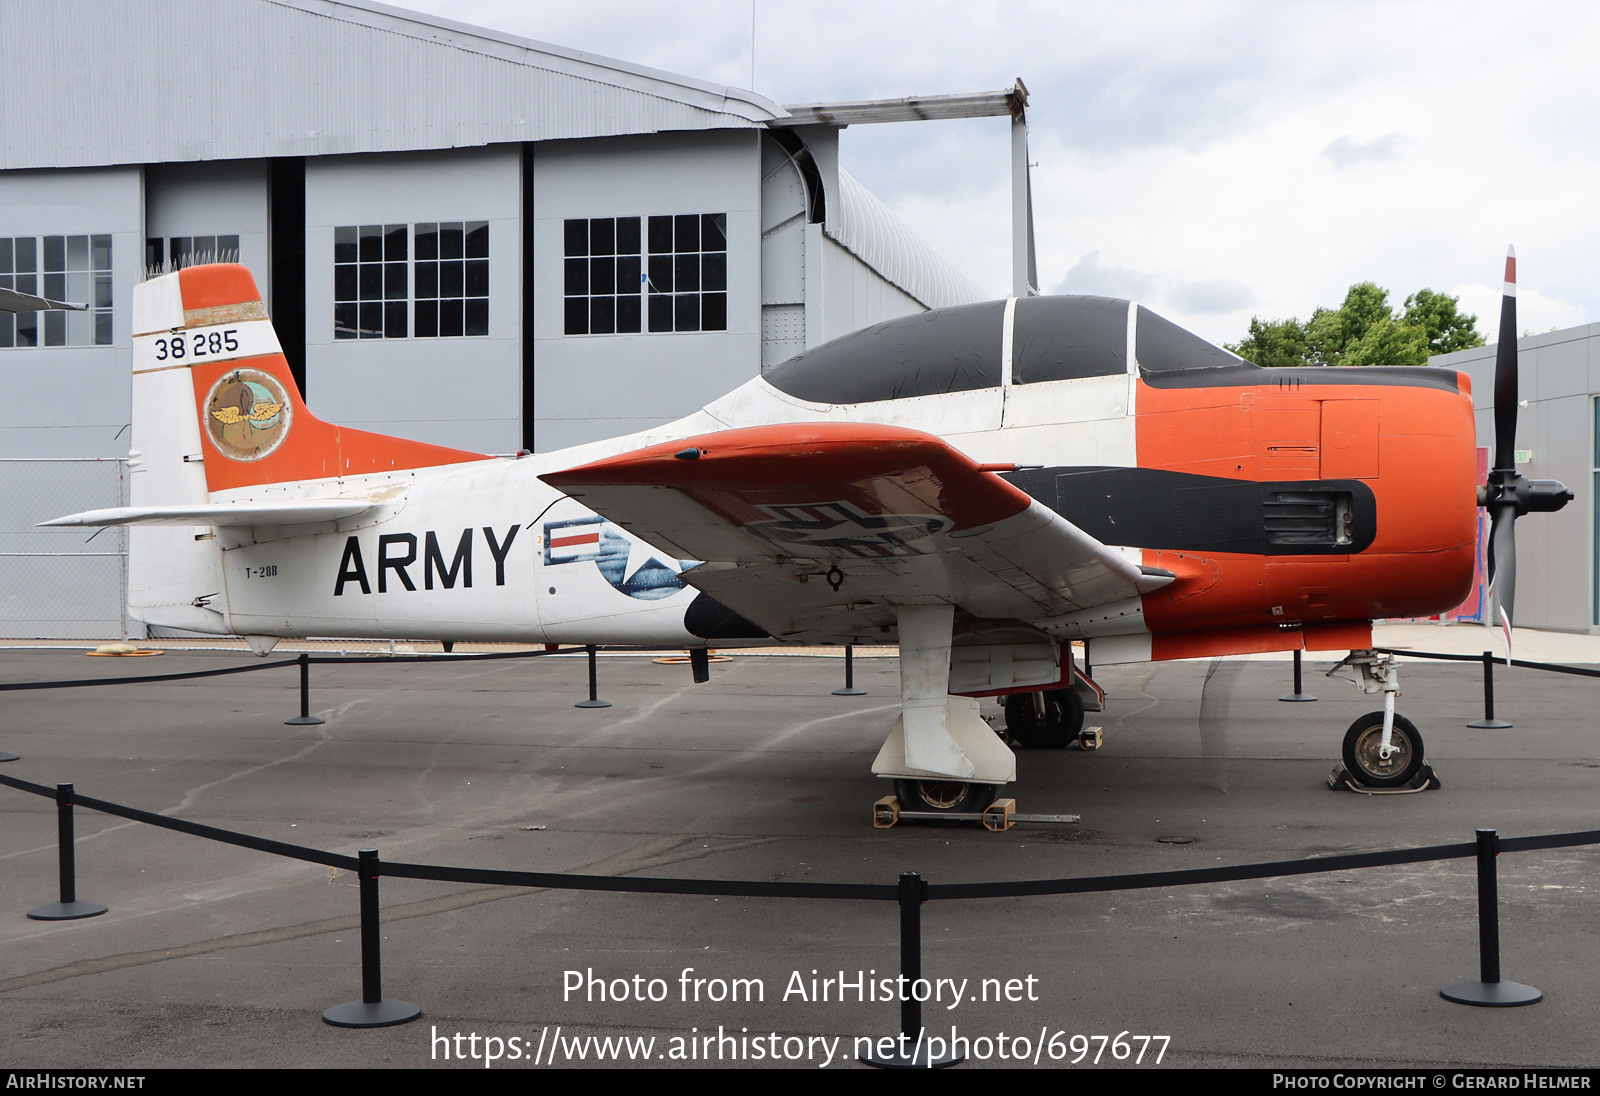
0,457,134,639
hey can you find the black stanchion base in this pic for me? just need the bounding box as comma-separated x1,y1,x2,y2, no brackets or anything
323,999,423,1027
1278,693,1317,703
832,687,867,696
573,699,612,709
0,751,18,762
1440,979,1542,1007
860,1047,964,1069
284,715,326,726
28,900,108,921
1467,717,1513,728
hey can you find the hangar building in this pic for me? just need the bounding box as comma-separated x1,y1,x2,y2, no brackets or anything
0,0,1004,638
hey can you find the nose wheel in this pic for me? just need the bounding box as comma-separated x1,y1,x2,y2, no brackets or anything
893,778,997,814
1002,688,1085,749
1341,711,1424,788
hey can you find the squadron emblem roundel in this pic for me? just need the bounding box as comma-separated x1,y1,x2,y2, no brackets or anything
204,369,292,462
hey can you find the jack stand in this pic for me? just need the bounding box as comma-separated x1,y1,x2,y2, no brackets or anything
1326,762,1440,794
873,795,1081,831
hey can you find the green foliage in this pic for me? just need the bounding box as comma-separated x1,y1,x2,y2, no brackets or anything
1227,282,1484,368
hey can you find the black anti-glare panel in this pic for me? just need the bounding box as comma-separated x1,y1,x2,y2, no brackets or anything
1135,305,1241,374
764,301,1005,404
1012,295,1129,383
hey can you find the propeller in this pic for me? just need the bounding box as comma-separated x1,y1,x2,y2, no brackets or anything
1480,247,1573,636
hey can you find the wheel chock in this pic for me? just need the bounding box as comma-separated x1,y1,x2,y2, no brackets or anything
1076,726,1103,750
1326,762,1441,794
873,795,900,828
981,798,1015,831
872,796,1080,829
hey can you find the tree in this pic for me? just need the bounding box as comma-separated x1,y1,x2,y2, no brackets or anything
1227,283,1483,368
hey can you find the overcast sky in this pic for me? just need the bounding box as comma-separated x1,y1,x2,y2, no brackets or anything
395,0,1599,347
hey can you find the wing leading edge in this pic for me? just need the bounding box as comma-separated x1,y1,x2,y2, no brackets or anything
542,422,1170,645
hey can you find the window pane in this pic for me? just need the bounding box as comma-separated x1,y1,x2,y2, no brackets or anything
674,292,698,332
440,298,463,338
416,261,438,299
439,224,463,259
648,255,673,293
465,221,488,258
384,261,406,299
617,217,640,255
384,300,407,338
91,235,111,270
44,310,65,346
384,225,407,260
616,295,640,333
358,226,382,262
465,258,488,297
565,296,589,335
591,218,614,256
441,260,463,297
465,298,488,337
359,301,381,338
702,213,726,251
702,292,727,331
94,273,112,309
94,311,113,346
0,315,12,348
564,219,588,257
674,254,699,292
589,296,614,335
219,234,240,259
335,265,358,301
359,264,381,300
648,294,672,332
416,300,438,338
617,256,640,294
648,216,673,253
674,215,699,251
145,238,163,270
334,226,357,263
589,258,612,296
43,273,65,301
43,236,65,271
564,257,587,295
415,224,439,260
15,238,35,271
702,252,726,291
67,235,88,269
335,302,357,339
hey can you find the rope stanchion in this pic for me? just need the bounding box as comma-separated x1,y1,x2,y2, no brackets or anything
1440,830,1541,1006
833,644,867,696
323,849,421,1027
284,651,326,726
1468,650,1514,729
574,644,611,709
861,872,961,1069
1279,648,1316,702
27,783,107,921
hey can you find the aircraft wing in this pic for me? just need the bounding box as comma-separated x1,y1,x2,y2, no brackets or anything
39,500,378,528
542,423,1171,645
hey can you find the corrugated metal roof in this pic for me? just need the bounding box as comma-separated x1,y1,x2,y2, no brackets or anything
826,168,986,310
0,0,789,170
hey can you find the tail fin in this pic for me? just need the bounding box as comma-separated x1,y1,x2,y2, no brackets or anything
133,263,489,497
124,264,490,633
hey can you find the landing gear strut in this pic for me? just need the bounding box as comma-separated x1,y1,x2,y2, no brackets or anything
1329,650,1428,789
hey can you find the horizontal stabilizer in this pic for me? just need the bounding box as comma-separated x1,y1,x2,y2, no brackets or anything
39,500,376,529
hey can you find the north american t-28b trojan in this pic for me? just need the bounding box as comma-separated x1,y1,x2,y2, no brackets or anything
43,255,1568,810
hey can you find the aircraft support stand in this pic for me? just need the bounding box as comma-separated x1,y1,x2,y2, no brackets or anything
1440,830,1541,1006
832,644,867,696
859,872,963,1069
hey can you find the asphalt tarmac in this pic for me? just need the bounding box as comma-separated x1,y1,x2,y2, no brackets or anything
1,641,1597,1070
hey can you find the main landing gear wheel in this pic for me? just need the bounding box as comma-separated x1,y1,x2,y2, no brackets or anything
1342,712,1424,788
1002,689,1085,749
893,779,996,815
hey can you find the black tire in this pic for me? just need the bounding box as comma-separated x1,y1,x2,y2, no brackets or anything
1341,712,1424,788
1003,688,1085,749
893,779,996,814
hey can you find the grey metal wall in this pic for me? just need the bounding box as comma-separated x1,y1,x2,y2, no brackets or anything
1435,323,1600,632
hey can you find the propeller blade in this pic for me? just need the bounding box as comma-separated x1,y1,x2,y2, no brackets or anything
1492,246,1518,472
1487,500,1518,629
